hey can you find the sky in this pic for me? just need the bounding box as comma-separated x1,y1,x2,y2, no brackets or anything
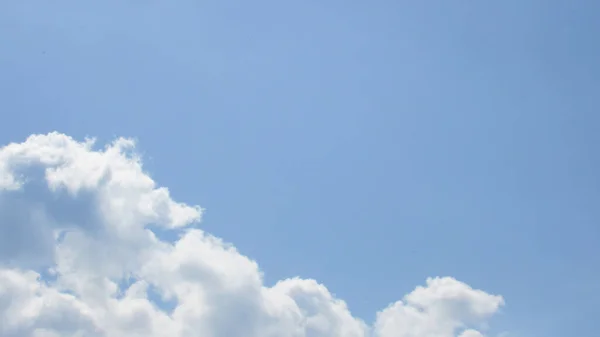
0,1,599,336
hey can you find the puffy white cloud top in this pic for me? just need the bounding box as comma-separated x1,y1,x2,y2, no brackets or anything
0,133,504,337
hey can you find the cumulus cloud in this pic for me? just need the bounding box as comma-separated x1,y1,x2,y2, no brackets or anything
0,132,505,337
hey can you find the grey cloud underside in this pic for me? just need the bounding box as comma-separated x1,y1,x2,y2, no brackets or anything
0,133,504,337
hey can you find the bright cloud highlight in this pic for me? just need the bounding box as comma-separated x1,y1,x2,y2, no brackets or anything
0,133,504,337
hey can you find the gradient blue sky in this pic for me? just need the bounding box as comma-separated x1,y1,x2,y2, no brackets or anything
1,1,599,336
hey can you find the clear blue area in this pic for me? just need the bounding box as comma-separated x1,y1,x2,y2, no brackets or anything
1,1,599,336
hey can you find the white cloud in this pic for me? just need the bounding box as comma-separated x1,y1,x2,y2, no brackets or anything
0,132,505,337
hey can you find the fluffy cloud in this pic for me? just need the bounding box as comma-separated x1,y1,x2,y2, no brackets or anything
0,132,505,337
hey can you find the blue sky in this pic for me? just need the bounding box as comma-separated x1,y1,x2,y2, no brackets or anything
1,1,599,336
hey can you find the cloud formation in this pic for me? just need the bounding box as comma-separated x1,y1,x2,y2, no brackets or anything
0,133,504,337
